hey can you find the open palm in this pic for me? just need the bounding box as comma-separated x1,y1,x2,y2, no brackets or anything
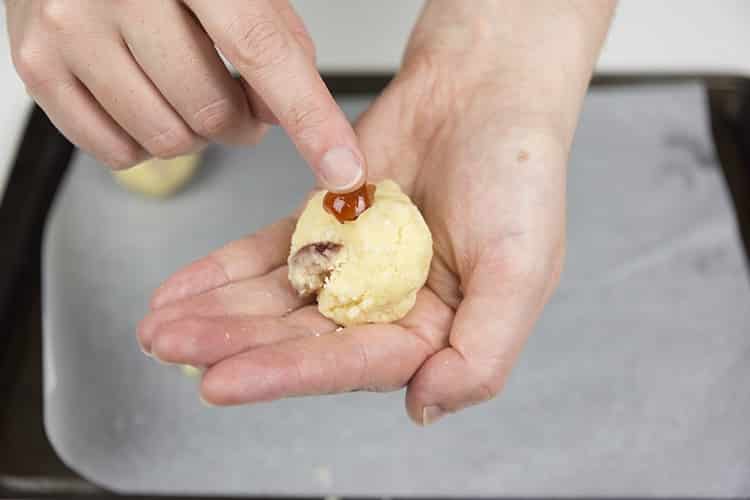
138,60,567,425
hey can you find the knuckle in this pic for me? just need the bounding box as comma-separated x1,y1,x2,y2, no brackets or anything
191,98,236,138
12,41,48,89
40,0,74,31
504,234,566,297
143,127,198,159
225,17,290,73
104,144,144,170
480,248,525,283
485,245,550,289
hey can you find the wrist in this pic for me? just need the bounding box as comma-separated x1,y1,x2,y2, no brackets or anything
402,0,616,144
407,1,616,66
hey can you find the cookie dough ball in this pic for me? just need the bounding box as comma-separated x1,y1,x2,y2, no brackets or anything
288,180,432,326
112,154,200,198
180,365,202,377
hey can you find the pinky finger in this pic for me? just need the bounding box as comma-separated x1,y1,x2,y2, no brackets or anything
29,75,146,169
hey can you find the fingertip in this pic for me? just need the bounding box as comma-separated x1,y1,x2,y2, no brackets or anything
137,338,153,358
405,402,423,427
199,394,217,408
149,285,172,311
151,321,197,364
405,347,503,425
136,315,158,354
405,399,447,427
200,351,281,406
421,405,446,426
138,305,186,354
200,368,235,406
318,146,365,193
151,317,226,366
404,381,428,425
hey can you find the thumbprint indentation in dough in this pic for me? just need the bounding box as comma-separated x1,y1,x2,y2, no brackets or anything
288,242,343,296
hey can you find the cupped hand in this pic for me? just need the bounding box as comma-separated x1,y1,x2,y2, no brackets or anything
137,49,567,425
5,0,364,191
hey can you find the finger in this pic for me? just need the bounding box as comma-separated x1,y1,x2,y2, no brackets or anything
242,0,317,125
138,266,308,352
201,324,421,405
26,74,148,169
150,306,335,366
66,36,204,159
150,216,296,309
270,0,316,61
184,0,367,192
118,1,266,146
200,289,450,405
405,256,554,426
10,39,146,168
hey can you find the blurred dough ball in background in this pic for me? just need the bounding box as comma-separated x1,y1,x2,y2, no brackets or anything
112,154,201,198
180,365,202,377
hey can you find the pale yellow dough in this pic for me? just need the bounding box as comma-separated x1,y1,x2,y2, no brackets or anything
112,154,200,198
180,365,202,377
288,180,433,326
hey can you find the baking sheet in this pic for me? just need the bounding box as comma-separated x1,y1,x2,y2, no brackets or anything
43,84,750,496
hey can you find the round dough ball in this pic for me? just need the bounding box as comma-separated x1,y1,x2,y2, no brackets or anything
112,154,200,198
288,180,433,326
180,364,202,377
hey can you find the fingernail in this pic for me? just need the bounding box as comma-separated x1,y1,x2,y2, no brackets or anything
138,343,153,358
422,405,445,426
319,147,363,191
199,395,216,408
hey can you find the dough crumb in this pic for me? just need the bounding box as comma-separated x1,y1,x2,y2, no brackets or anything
112,154,200,198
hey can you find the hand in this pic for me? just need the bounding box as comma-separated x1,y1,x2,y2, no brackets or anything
5,0,365,191
137,1,614,424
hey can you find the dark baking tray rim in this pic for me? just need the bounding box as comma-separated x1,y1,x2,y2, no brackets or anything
1,74,749,499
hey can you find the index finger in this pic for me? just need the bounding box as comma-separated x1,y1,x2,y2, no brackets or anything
150,216,296,309
183,0,366,192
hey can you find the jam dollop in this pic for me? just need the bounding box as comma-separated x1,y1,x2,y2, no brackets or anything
323,183,376,223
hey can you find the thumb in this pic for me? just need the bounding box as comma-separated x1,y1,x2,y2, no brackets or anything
405,252,559,425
